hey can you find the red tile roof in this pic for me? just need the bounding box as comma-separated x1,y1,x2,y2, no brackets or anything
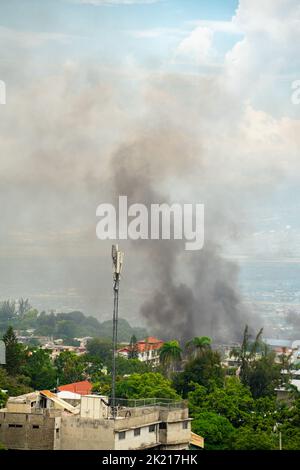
118,337,164,355
58,380,92,396
137,337,163,351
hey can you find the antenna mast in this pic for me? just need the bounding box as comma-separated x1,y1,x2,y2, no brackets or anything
111,244,124,418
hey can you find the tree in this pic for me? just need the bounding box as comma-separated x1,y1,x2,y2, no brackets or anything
0,390,7,408
188,377,254,428
54,351,85,385
0,301,16,322
0,367,32,397
232,426,277,450
230,325,264,386
109,357,151,376
173,348,224,397
247,353,281,399
231,326,282,399
17,298,31,318
21,348,57,390
128,335,139,359
115,373,180,400
192,411,235,450
2,326,25,375
86,338,112,366
185,336,211,359
159,341,182,378
18,309,39,330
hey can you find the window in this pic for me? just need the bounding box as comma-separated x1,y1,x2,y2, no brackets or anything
134,428,141,437
182,421,189,430
32,425,40,429
8,424,23,428
159,422,167,430
118,431,126,440
56,428,60,437
149,424,156,433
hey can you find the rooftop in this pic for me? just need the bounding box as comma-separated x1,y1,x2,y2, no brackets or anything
58,380,92,396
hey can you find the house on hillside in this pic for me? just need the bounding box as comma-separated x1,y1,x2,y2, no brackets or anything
118,337,164,366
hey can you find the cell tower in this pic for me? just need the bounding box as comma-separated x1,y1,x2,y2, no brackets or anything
111,244,124,418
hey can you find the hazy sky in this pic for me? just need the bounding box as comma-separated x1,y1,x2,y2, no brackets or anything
0,0,300,324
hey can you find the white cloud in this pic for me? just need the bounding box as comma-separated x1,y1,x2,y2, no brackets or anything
223,0,300,101
187,20,242,35
175,26,217,66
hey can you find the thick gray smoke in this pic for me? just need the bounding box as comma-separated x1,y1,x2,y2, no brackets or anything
110,114,254,342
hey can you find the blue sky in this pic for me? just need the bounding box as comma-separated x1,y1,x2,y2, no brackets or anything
0,0,240,71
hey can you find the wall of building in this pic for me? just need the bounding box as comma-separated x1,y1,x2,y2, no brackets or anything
159,420,191,449
0,411,60,450
115,423,159,450
60,415,115,450
115,408,160,429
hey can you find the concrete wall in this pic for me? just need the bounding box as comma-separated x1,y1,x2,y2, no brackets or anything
115,423,159,450
60,415,115,450
115,408,160,430
80,395,108,420
0,411,60,450
159,420,191,449
0,402,191,451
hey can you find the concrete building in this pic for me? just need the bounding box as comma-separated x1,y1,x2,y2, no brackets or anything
0,390,78,450
118,337,164,366
0,392,196,450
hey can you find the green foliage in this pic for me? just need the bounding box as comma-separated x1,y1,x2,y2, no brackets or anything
185,336,212,359
17,299,31,318
21,348,57,390
0,367,32,397
54,351,85,385
0,301,16,323
99,319,147,342
0,389,7,408
247,353,282,399
115,373,180,400
86,338,112,365
111,356,152,376
128,335,139,359
188,377,254,427
230,325,281,399
232,426,277,450
2,326,26,375
92,375,112,396
159,340,182,377
173,348,224,397
192,411,235,450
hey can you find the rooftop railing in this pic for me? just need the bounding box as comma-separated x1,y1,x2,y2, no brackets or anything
111,397,187,410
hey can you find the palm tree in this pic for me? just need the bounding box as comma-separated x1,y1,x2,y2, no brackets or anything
159,340,182,378
230,325,264,384
185,336,212,359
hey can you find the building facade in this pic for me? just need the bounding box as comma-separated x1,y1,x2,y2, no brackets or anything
0,392,195,450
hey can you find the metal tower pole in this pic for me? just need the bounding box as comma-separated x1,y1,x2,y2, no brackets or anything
111,245,124,419
111,271,119,417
